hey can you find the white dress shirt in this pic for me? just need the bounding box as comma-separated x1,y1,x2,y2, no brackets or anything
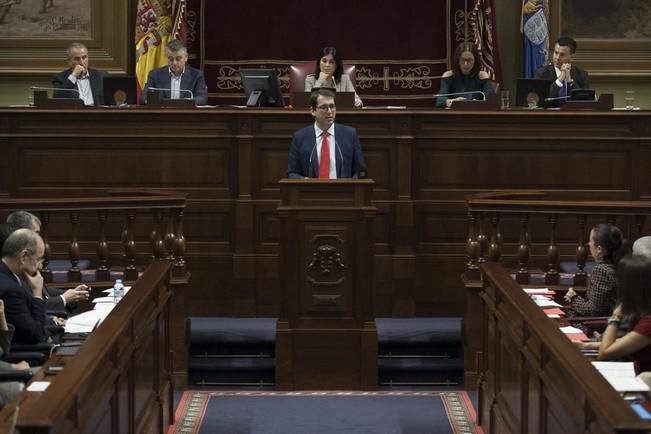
314,123,337,179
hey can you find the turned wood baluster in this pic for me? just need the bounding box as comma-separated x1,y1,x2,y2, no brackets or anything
477,212,488,263
487,213,502,262
635,215,646,238
545,214,560,285
39,211,52,283
96,209,110,281
173,207,187,274
465,211,480,279
68,210,81,282
152,208,166,260
574,215,588,286
516,213,530,284
124,209,138,281
164,209,175,261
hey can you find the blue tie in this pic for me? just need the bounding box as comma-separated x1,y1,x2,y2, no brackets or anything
559,81,567,105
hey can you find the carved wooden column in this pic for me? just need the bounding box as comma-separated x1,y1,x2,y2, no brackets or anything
276,179,377,390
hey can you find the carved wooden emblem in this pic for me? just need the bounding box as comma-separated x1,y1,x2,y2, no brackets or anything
307,244,344,275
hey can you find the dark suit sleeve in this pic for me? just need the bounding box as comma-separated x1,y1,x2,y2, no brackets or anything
193,70,209,105
45,285,65,311
287,133,306,178
351,128,365,178
51,70,78,99
3,289,46,345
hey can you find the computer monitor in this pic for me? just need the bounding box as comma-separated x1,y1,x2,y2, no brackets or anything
516,78,552,109
239,68,285,107
103,76,137,106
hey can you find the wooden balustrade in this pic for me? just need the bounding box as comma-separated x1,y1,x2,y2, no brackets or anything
0,194,188,282
463,191,651,389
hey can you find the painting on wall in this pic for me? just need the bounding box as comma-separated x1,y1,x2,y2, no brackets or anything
0,0,91,38
0,0,130,76
561,0,651,39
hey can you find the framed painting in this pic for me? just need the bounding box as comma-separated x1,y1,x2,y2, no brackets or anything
0,0,132,75
550,0,651,77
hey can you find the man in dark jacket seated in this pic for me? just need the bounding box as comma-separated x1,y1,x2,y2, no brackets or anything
0,229,48,345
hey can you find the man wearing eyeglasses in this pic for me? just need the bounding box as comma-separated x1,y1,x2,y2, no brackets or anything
0,229,48,344
287,88,366,179
52,42,108,106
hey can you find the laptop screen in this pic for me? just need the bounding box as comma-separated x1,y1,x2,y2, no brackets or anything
516,78,552,108
103,76,137,106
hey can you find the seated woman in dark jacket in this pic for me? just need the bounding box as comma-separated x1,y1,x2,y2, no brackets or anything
435,42,493,108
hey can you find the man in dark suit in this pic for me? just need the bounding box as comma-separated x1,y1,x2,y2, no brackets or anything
0,229,48,344
534,36,590,103
141,39,208,105
52,42,108,106
287,89,365,179
5,211,89,313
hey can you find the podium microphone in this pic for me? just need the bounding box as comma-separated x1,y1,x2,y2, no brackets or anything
434,91,487,100
307,142,317,178
146,87,194,100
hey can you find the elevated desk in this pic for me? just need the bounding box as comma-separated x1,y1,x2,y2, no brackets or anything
0,107,649,325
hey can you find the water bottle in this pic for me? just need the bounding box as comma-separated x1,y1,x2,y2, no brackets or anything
113,279,124,304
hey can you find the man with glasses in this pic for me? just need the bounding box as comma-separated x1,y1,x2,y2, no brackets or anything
287,89,366,179
0,229,48,344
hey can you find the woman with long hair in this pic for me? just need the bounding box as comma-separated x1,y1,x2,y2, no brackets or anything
305,46,362,108
435,42,493,108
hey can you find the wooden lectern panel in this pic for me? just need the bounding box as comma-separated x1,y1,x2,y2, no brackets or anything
276,179,377,390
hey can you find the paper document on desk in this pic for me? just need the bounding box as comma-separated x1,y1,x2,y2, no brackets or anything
101,286,131,294
64,307,113,333
533,298,561,308
592,361,650,392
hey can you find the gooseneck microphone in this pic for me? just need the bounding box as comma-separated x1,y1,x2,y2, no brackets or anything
30,86,79,95
307,143,317,178
544,95,572,102
146,87,194,100
434,91,487,100
335,140,344,179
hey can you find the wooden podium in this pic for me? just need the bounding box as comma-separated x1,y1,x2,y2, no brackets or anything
276,179,378,390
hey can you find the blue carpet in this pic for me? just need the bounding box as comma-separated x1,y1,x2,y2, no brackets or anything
170,390,481,434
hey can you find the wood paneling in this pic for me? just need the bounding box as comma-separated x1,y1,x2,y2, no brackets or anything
1,108,650,320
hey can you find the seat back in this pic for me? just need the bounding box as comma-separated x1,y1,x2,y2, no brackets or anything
289,62,357,93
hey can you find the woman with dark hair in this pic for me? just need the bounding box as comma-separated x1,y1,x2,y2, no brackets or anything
565,223,628,316
305,46,362,108
435,42,493,108
596,255,651,373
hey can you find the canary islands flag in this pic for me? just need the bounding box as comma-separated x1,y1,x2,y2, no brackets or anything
521,0,549,78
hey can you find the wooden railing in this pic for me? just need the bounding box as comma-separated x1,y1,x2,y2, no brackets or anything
0,193,188,282
465,191,651,285
477,262,651,434
0,260,174,434
462,192,651,432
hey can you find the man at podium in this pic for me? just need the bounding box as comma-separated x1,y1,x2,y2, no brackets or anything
287,89,365,179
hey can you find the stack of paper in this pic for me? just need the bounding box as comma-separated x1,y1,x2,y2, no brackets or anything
560,325,589,341
592,361,650,393
523,288,556,296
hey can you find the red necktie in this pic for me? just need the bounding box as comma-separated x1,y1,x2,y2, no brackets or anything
319,131,330,179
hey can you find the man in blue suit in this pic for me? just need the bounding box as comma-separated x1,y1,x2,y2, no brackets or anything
287,89,366,179
141,39,208,105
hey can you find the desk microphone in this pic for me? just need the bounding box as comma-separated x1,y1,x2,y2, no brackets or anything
30,86,79,95
543,95,572,102
434,91,487,100
146,87,194,100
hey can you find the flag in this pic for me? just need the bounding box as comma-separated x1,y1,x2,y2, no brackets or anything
521,0,549,78
468,0,502,83
135,0,187,99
